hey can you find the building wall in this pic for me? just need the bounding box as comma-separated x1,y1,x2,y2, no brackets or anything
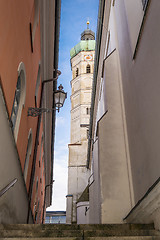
0,85,32,223
98,50,132,223
0,0,56,223
77,202,89,224
0,0,41,181
89,140,101,224
89,0,160,226
115,0,160,203
89,0,134,223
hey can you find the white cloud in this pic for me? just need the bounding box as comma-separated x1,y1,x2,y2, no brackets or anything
47,160,68,211
47,141,69,211
56,116,65,127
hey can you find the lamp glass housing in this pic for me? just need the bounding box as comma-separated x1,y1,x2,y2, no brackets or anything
54,84,67,110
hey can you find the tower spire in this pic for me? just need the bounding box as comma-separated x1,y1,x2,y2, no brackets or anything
81,21,95,41
87,20,90,29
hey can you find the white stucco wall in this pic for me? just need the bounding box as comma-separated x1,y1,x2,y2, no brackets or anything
0,87,33,223
77,201,89,224
89,140,101,224
97,50,132,223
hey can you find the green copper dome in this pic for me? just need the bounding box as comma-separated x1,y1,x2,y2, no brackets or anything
70,40,96,59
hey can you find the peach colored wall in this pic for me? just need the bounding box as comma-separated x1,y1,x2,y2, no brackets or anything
0,0,39,170
0,0,45,222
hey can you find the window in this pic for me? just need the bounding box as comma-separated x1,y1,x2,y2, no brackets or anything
35,200,39,222
11,62,26,141
30,0,40,52
35,64,41,107
86,107,91,115
11,76,21,130
24,129,33,182
86,64,91,73
76,68,79,77
87,129,89,139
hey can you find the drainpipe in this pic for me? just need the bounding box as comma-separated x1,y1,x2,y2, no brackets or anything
42,180,55,224
27,81,44,223
87,0,106,168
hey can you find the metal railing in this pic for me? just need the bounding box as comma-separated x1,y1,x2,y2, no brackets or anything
0,178,18,198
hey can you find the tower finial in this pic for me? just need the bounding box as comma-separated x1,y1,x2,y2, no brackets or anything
87,20,90,29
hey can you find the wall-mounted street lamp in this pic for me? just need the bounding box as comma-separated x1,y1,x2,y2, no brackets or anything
54,84,67,112
28,84,67,117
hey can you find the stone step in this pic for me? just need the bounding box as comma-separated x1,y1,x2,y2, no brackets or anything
0,224,155,231
0,229,83,238
85,238,160,240
83,229,160,237
0,229,159,238
0,238,82,240
0,237,160,240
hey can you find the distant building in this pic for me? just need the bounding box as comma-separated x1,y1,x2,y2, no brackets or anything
45,211,66,224
0,0,61,224
66,22,95,224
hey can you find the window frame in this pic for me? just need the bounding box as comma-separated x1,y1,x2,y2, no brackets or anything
11,76,21,130
76,68,79,77
86,64,91,73
11,62,26,142
30,0,40,52
86,107,91,115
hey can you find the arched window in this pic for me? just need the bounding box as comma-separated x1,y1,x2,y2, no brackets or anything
76,68,79,77
35,200,39,222
24,129,33,182
30,0,40,52
11,76,21,130
11,62,26,141
86,64,91,73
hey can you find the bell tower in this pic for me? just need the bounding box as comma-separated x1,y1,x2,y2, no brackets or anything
66,22,95,224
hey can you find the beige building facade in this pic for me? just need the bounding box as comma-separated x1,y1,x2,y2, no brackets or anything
66,25,95,224
88,0,160,229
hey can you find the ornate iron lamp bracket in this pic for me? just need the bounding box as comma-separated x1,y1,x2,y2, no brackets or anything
28,107,57,117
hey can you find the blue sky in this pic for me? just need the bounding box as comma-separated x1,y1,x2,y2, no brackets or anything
47,0,99,211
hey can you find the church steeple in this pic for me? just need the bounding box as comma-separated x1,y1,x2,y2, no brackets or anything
87,20,90,29
81,21,95,40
